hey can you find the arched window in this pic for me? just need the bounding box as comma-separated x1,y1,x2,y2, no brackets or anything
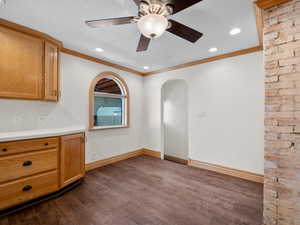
89,72,129,130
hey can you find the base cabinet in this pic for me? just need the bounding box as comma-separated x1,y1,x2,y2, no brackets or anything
60,133,85,188
0,171,59,210
0,133,85,210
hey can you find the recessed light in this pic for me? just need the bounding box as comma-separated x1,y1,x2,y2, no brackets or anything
230,28,241,36
143,66,149,70
209,47,218,53
95,48,104,52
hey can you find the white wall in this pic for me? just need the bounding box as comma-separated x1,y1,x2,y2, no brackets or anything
0,53,144,163
0,51,264,174
162,80,188,159
143,52,264,174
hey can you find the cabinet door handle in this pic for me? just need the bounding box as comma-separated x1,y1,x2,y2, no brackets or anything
23,161,32,167
2,148,7,152
22,185,32,192
44,142,49,146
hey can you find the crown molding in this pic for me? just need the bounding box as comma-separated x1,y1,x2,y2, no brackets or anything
143,46,263,76
0,17,263,78
255,0,291,9
254,3,263,46
143,4,263,76
0,18,63,48
61,48,144,76
0,18,144,76
63,46,263,78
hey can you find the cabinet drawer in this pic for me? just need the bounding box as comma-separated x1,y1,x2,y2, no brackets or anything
0,149,58,183
0,137,59,157
0,170,58,210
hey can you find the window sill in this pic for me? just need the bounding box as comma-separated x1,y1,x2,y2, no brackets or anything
89,125,128,131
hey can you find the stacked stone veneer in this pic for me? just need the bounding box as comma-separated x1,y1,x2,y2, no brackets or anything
264,0,300,224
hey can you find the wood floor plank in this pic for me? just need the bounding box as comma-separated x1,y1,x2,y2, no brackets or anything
0,155,263,225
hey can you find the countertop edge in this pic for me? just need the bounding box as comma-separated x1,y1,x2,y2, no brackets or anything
0,128,86,142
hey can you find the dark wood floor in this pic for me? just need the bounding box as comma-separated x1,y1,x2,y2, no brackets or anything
0,155,263,225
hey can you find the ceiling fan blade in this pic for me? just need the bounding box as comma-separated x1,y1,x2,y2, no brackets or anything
167,0,202,14
86,16,136,28
137,35,151,52
167,19,203,43
131,0,140,6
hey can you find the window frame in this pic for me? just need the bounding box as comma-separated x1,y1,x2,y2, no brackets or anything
89,72,129,130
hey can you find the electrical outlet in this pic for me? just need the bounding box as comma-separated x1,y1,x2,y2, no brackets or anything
197,112,207,118
14,115,23,124
37,115,48,128
38,116,47,121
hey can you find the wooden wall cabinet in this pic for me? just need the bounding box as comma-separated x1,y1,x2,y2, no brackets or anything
44,41,59,101
0,26,44,100
60,133,85,188
0,133,85,211
0,21,61,102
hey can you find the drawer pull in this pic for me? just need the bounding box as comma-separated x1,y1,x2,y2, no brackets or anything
44,142,49,146
22,185,32,192
2,148,7,152
23,161,32,167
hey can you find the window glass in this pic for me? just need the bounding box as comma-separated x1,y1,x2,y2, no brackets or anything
94,96,123,126
90,74,128,130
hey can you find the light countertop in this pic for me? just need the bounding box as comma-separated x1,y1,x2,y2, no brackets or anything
0,126,86,142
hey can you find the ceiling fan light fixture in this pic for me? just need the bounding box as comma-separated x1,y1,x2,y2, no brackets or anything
85,0,204,52
137,14,168,39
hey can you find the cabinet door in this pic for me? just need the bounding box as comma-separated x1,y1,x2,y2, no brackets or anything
44,41,59,101
0,26,43,100
60,133,85,188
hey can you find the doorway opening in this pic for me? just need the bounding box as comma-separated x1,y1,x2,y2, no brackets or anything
161,80,188,165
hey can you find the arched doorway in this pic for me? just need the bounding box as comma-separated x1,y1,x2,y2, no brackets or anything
161,80,188,164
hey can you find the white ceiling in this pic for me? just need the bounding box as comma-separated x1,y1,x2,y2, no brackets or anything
0,0,259,72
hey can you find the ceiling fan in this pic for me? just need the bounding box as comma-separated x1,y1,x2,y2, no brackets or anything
85,0,203,52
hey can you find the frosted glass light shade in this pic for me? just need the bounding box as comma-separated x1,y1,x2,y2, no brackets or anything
137,14,168,39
